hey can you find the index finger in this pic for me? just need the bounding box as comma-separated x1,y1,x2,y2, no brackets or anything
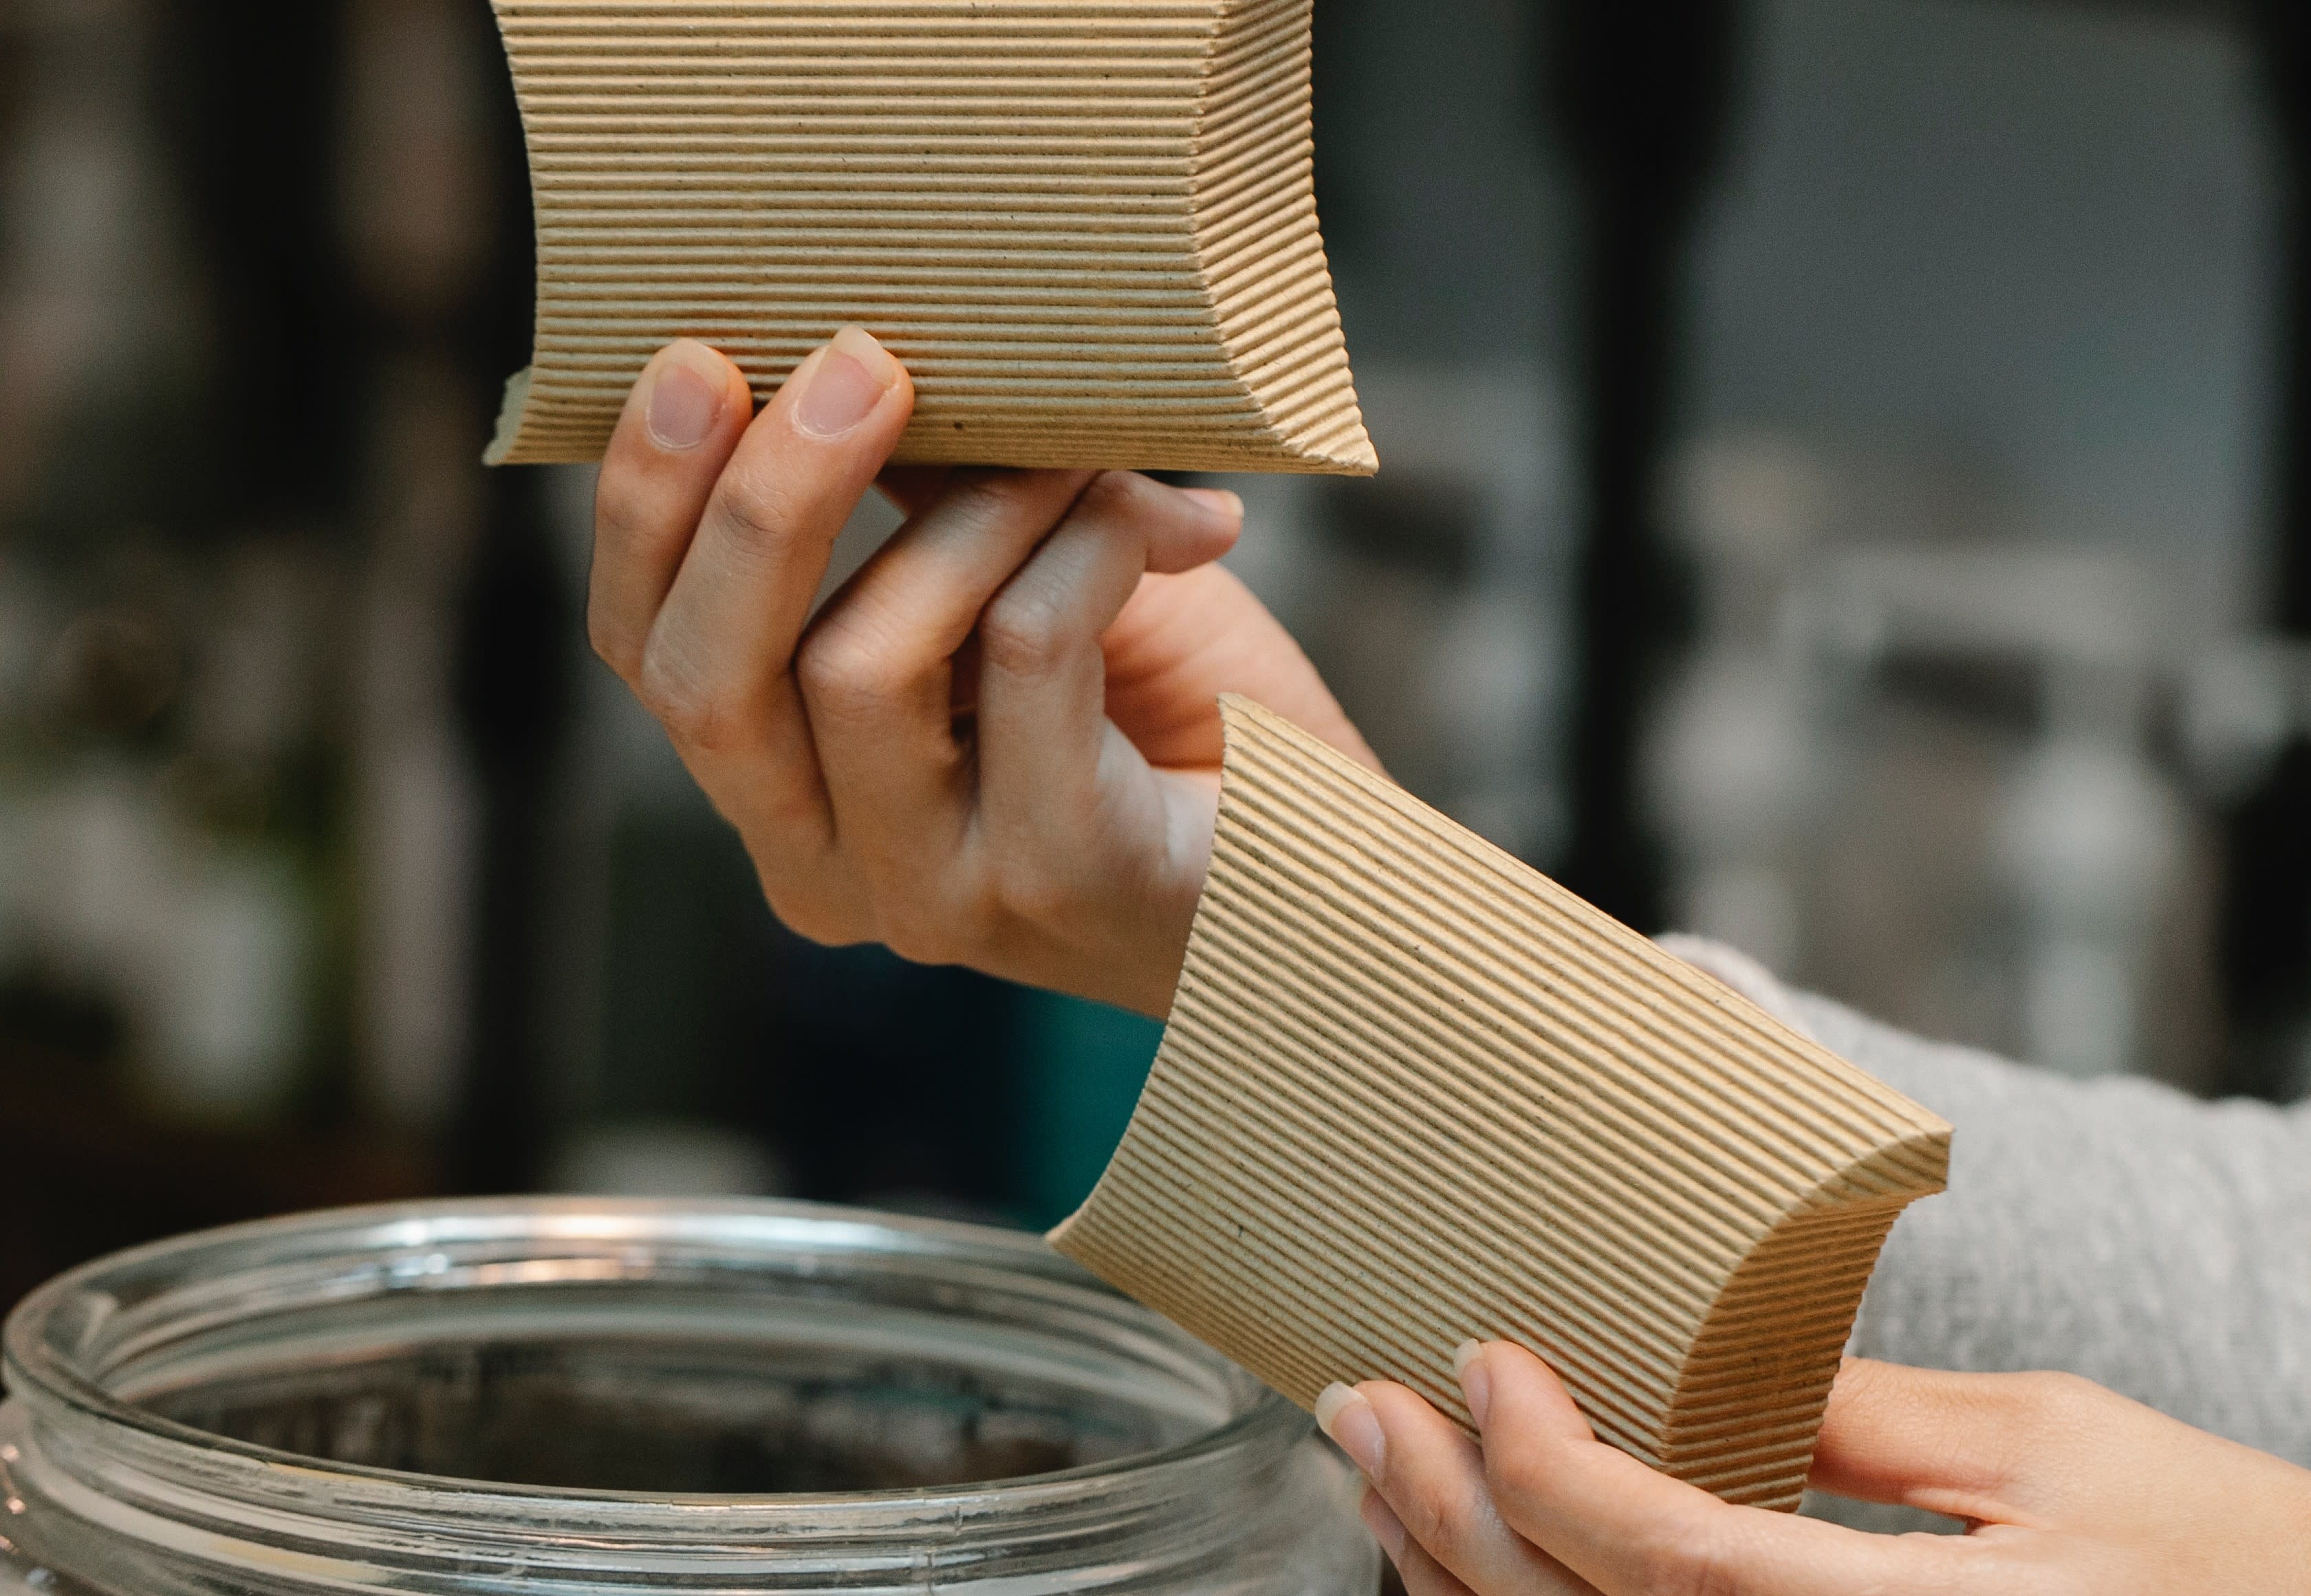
589,339,755,681
638,326,913,849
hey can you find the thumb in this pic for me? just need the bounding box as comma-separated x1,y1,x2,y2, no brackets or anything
1809,1358,2074,1526
1101,564,1384,773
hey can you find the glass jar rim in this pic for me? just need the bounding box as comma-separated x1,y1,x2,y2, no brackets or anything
1,1198,1310,1552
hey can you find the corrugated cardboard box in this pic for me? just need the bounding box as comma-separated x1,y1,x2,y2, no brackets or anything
486,0,1374,474
1054,697,1951,1511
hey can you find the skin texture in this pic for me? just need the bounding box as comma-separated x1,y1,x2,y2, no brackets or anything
587,330,1371,1018
1319,1343,2311,1595
596,334,2311,1588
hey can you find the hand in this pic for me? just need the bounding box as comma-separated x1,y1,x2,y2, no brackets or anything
1317,1340,2311,1595
588,330,1375,1016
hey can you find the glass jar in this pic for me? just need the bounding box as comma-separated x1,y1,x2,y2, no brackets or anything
0,1199,1375,1596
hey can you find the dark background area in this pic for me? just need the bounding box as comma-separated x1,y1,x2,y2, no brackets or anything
5,0,2309,1315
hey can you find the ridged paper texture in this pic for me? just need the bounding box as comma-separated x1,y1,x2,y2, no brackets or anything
1050,697,1951,1511
485,0,1375,474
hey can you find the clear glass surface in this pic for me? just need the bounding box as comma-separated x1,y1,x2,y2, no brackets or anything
0,1199,1374,1596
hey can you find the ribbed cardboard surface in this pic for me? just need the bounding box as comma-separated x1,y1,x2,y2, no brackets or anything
1051,697,1951,1510
484,0,1375,474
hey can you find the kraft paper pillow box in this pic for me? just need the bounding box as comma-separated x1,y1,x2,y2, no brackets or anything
1052,699,1950,1511
481,0,1949,1509
485,0,1376,475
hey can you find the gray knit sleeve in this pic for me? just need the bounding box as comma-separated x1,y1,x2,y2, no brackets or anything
1661,934,2311,1467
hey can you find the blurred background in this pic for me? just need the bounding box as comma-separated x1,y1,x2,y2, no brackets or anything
3,0,2308,1311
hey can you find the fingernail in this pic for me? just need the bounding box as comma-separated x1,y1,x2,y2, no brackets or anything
1182,486,1244,523
1454,1340,1492,1428
1358,1487,1408,1558
647,341,728,451
1314,1383,1385,1476
793,325,899,439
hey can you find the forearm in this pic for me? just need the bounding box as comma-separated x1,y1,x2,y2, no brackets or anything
1667,936,2311,1467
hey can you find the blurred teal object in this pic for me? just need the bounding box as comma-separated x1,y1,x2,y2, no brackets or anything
1019,991,1163,1229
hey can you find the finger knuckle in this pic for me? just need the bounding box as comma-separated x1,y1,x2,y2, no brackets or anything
1487,1446,1552,1520
795,622,907,721
636,648,731,752
753,865,867,950
1397,1493,1453,1560
938,467,1030,527
979,585,1072,677
992,857,1078,930
878,916,952,968
878,895,985,968
2004,1370,2114,1455
1638,1521,1751,1596
1396,1483,1488,1571
586,606,633,677
592,472,655,556
713,461,807,562
2013,1370,2101,1416
771,899,865,950
1071,469,1142,524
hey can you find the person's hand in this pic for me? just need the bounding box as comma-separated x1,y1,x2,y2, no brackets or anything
1316,1340,2311,1595
588,330,1374,1016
